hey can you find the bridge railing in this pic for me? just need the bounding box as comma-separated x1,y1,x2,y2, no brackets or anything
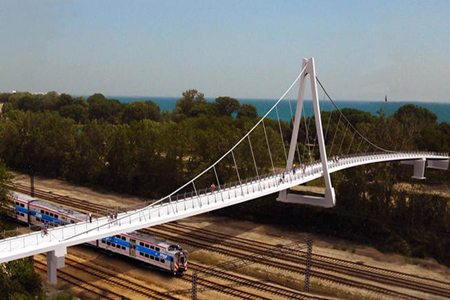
0,151,448,250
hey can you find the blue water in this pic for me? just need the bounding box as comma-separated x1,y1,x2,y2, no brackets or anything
106,95,450,124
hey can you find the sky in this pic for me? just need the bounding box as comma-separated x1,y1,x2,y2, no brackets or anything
0,0,449,102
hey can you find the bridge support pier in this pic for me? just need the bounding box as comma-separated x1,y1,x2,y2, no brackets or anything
277,187,335,208
47,246,66,284
401,158,426,179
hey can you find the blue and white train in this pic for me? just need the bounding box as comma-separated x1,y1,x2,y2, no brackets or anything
7,191,188,276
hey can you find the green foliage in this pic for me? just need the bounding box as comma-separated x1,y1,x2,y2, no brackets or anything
237,103,258,119
1,90,450,266
0,258,44,299
122,100,161,123
87,93,124,123
215,96,240,116
0,159,13,214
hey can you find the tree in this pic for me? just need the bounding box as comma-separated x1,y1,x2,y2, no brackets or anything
0,258,44,299
87,94,124,123
121,101,161,123
215,96,240,116
171,89,212,121
237,103,258,119
0,159,13,213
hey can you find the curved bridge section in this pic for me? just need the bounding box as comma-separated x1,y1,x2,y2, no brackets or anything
0,151,447,264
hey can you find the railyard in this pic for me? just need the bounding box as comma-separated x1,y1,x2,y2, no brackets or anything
7,172,450,300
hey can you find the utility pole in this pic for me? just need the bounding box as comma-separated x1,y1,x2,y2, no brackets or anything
305,237,313,292
191,271,197,300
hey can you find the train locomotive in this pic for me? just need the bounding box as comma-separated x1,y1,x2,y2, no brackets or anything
7,191,188,277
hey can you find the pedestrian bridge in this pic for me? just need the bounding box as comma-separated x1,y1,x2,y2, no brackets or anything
0,58,448,284
0,151,447,264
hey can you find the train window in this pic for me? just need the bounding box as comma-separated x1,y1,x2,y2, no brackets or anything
41,210,44,214
150,246,155,250
180,256,185,263
122,246,126,250
155,247,160,252
140,242,144,246
116,235,121,238
121,236,126,241
71,220,75,224
20,203,25,207
112,243,116,247
49,213,53,217
130,239,136,244
160,259,165,264
150,255,154,260
101,240,106,244
116,244,120,249
21,213,25,217
16,211,19,215
15,202,19,206
140,252,143,256
107,242,111,246
145,243,149,248
54,215,58,219
155,257,160,262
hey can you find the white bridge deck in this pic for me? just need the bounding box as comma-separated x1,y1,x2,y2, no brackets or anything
0,151,448,263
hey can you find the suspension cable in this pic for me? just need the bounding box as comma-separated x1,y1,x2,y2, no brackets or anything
262,120,276,174
301,106,312,163
276,106,288,163
346,131,356,155
287,96,303,164
337,123,349,156
329,113,341,157
248,135,262,191
316,76,394,153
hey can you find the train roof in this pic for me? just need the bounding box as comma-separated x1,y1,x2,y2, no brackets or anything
10,191,35,203
29,199,88,221
125,230,178,250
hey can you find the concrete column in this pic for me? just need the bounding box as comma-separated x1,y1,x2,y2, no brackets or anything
47,246,66,284
401,158,426,179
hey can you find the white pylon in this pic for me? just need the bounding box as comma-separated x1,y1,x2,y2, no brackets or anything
277,58,336,208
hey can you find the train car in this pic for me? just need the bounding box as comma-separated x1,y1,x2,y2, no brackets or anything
6,190,188,277
8,191,34,223
98,231,188,276
28,199,87,228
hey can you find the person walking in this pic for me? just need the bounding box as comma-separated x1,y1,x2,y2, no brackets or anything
43,222,48,236
292,163,296,175
89,213,92,223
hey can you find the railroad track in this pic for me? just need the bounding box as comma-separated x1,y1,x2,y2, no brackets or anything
35,253,179,300
160,222,450,298
13,184,449,299
143,227,426,300
34,260,130,300
187,262,327,300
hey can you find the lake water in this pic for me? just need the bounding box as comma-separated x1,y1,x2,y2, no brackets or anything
108,96,450,124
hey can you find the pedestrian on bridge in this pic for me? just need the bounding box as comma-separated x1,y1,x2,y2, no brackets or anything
292,163,296,175
211,183,215,193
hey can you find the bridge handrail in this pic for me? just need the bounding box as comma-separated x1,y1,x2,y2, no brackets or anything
1,151,447,246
